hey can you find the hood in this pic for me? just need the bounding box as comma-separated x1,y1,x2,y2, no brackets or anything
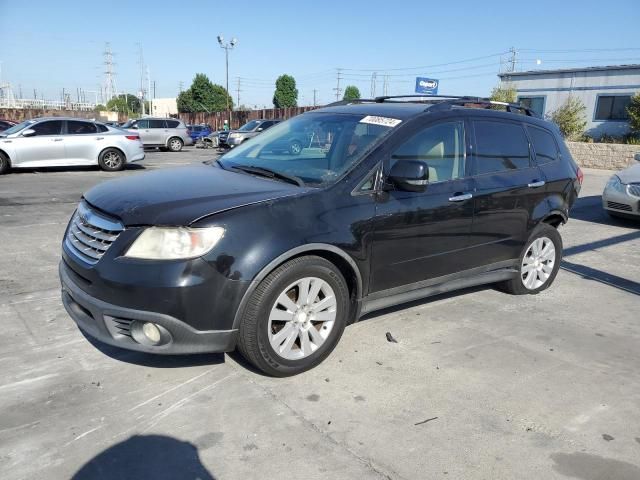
84,164,302,226
617,162,640,184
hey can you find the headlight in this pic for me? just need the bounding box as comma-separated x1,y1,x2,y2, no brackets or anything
229,133,240,139
605,175,624,193
125,227,224,260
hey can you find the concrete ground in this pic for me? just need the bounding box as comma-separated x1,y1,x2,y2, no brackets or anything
1,149,639,480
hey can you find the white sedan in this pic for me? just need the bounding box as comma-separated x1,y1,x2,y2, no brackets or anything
0,117,145,174
603,153,640,219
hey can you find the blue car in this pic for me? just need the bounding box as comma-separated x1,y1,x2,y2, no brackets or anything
188,124,213,142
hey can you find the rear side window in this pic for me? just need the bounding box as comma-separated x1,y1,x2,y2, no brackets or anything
32,120,64,136
67,121,97,134
527,126,559,165
166,120,180,128
473,121,531,174
149,119,165,129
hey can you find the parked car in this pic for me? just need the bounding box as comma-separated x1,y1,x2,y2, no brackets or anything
104,121,120,128
121,117,193,151
188,124,213,143
59,96,582,376
0,119,17,132
0,117,144,174
602,152,640,219
218,119,280,148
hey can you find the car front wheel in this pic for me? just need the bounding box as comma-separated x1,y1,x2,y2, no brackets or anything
237,256,349,376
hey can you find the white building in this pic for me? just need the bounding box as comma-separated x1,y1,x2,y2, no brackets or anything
498,65,640,139
151,97,178,117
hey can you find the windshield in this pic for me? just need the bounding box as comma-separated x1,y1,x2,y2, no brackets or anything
2,120,35,136
219,112,399,185
238,120,261,132
121,120,136,128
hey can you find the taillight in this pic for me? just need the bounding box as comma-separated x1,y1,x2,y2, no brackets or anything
125,135,140,140
576,167,584,185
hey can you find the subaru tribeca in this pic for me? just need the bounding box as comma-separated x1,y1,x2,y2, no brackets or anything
59,96,582,376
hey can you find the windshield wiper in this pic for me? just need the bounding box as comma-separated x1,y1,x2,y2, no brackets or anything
230,165,305,187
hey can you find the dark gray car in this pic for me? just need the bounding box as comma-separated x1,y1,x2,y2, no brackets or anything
220,119,280,148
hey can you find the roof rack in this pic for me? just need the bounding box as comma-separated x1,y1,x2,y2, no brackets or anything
324,98,376,107
372,94,539,117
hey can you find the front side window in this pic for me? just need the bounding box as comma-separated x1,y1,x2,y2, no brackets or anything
219,112,399,185
31,120,64,136
595,95,631,121
136,119,149,129
527,126,559,165
473,120,531,174
391,121,466,183
67,121,97,135
518,96,545,116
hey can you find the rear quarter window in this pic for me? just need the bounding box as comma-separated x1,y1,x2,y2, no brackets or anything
526,125,559,165
166,120,180,128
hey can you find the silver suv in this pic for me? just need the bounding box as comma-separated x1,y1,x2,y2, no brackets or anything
122,118,193,151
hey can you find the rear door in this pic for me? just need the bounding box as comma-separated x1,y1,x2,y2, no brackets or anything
466,118,547,267
148,119,166,145
13,120,65,166
64,120,102,164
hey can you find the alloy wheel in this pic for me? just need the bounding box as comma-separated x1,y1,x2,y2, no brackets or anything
103,151,121,168
170,139,182,151
268,277,337,360
521,236,556,290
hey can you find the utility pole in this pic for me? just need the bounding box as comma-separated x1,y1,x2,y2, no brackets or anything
508,46,517,72
383,75,389,96
313,89,317,107
137,44,145,115
236,77,241,108
179,81,184,93
217,35,237,125
147,66,151,115
33,88,37,100
153,81,156,99
333,68,343,101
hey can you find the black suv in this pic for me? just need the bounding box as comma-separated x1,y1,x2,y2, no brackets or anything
59,96,582,376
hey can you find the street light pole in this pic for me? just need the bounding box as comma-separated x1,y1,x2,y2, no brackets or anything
217,35,237,127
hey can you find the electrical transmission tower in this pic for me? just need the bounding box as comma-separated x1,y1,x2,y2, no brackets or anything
137,44,146,115
383,74,389,96
370,72,377,98
102,43,117,104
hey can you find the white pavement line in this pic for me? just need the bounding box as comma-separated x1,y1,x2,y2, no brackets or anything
128,368,219,412
1,294,59,307
3,222,65,229
63,426,104,447
0,373,60,391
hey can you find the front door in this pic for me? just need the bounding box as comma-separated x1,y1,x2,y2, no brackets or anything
369,119,475,294
13,120,65,167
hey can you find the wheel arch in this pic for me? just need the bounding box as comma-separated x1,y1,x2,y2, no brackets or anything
98,145,126,163
0,148,11,163
165,135,183,147
231,243,363,330
541,210,568,228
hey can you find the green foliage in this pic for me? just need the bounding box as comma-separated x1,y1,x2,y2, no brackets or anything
550,96,587,140
627,92,640,133
343,85,361,101
94,104,106,112
106,94,141,114
273,74,298,108
177,73,233,112
489,85,517,104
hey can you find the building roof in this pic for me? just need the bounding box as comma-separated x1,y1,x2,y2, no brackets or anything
498,64,640,78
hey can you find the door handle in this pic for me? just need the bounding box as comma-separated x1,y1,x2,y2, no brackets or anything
528,180,545,188
53,138,63,142
449,193,473,202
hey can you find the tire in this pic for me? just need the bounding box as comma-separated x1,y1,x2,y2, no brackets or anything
289,140,303,155
98,148,125,171
237,256,349,377
167,137,183,152
0,152,10,175
498,223,563,295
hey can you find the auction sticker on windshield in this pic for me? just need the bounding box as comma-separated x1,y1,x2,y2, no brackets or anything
359,116,402,128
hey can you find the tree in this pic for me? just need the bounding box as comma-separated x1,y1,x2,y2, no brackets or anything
343,85,361,101
489,84,517,104
628,92,640,134
177,73,233,112
94,104,106,112
106,94,141,114
551,96,587,140
273,74,298,108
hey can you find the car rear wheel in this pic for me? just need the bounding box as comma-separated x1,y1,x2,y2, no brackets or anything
289,140,303,155
168,137,183,152
0,152,10,174
499,223,562,295
237,256,349,377
98,148,124,171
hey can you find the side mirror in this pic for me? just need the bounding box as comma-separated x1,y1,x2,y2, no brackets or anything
388,160,429,192
257,127,264,132
21,129,36,137
635,153,640,162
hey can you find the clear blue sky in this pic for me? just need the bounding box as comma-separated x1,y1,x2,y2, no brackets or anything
1,0,639,108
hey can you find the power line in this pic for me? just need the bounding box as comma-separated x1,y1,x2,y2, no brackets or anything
340,51,509,72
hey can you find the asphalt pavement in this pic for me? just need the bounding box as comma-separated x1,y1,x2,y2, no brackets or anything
1,148,639,480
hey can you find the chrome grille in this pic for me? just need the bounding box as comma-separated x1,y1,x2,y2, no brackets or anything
607,201,632,212
627,183,640,198
65,202,123,264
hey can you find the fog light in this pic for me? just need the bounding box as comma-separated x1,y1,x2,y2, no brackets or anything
142,322,161,344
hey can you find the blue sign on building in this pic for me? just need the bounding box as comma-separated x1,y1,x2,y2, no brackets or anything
415,77,439,94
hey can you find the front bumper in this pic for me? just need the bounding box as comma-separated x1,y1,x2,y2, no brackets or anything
130,151,145,162
602,186,640,217
226,136,244,146
60,261,238,354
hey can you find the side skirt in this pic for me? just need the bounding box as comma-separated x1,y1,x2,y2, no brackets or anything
360,261,518,316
